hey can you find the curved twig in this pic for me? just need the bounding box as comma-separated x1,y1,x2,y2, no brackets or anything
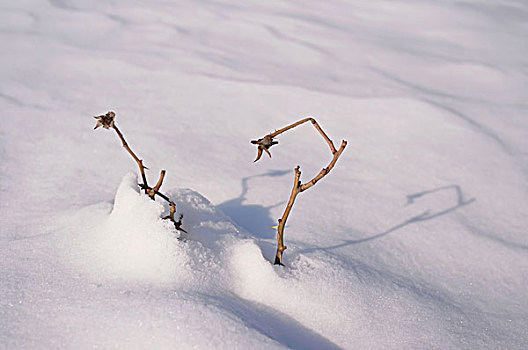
251,117,347,265
93,111,186,232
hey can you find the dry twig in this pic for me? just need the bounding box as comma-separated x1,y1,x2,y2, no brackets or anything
93,111,186,233
251,117,347,265
149,170,166,199
163,202,187,234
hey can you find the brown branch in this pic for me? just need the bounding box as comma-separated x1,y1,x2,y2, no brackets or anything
274,166,301,265
163,201,187,233
111,124,149,194
139,184,171,203
300,140,347,192
309,118,337,154
251,117,338,162
252,117,347,265
93,111,186,233
269,117,313,138
169,201,176,219
148,170,166,200
271,117,337,154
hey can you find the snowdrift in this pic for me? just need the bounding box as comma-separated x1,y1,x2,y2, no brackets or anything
49,174,366,348
42,174,522,349
2,0,527,348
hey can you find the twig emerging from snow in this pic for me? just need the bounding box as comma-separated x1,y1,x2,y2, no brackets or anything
274,165,301,265
93,111,186,233
251,117,347,265
163,202,187,234
94,111,150,194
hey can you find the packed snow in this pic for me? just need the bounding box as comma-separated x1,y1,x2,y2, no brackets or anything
1,0,527,349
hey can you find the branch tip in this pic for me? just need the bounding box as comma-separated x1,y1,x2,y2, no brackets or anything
251,135,278,162
93,111,116,130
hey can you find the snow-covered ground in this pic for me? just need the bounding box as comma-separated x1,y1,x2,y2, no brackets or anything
1,0,527,348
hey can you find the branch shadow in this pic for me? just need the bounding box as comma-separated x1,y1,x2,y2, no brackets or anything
217,169,290,240
300,185,476,254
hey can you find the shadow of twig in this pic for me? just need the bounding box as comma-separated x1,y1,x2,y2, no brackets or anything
300,185,475,253
217,170,289,239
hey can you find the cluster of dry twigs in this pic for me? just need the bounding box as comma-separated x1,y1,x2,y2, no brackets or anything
251,118,347,265
93,111,186,234
93,112,346,266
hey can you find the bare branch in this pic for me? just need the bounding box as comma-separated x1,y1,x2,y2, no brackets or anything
300,140,347,192
111,124,150,194
251,117,339,162
309,118,337,154
139,184,171,203
274,166,301,265
269,117,312,138
163,201,187,233
93,111,187,234
251,116,347,265
149,170,166,200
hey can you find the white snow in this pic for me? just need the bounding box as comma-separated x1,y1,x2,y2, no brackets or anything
1,0,527,349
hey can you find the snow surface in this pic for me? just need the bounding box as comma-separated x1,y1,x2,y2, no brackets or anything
1,0,527,349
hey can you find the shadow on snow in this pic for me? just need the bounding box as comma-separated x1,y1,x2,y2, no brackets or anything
217,169,290,240
299,185,476,253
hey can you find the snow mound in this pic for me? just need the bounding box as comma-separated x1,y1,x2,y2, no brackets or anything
229,242,363,347
60,174,367,347
70,173,190,286
64,173,251,289
60,173,477,348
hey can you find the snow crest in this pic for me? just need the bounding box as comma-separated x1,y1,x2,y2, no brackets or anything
71,173,190,286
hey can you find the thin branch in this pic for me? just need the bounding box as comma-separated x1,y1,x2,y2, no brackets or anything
269,117,313,138
93,111,186,232
271,117,336,154
139,184,171,203
163,201,187,233
300,140,347,192
251,117,338,162
149,170,166,199
112,125,149,194
251,116,347,265
274,166,301,265
309,118,337,154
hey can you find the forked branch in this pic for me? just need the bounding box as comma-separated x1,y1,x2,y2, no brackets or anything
252,117,347,265
148,170,166,200
93,111,186,233
300,140,347,192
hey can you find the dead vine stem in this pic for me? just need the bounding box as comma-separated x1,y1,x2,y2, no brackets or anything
93,111,186,233
251,117,347,265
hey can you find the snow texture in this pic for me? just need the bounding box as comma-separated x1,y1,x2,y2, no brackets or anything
1,0,527,349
